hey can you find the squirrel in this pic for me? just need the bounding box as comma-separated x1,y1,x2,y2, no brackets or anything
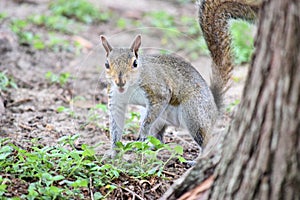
100,0,260,158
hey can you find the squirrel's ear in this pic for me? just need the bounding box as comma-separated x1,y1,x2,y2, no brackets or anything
130,34,141,58
100,35,113,57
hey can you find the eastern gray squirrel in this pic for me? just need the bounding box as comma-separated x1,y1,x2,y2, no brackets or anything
100,0,260,158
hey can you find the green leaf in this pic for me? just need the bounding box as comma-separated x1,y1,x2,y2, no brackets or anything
82,147,95,157
178,156,186,163
49,185,63,195
0,145,13,160
115,141,124,148
173,145,184,155
71,178,88,188
147,166,158,175
0,184,7,195
148,136,161,146
56,106,66,112
69,151,81,160
93,192,103,200
111,170,119,178
33,40,45,50
105,184,117,190
94,103,107,112
52,175,65,181
42,172,53,181
130,141,143,150
27,183,39,199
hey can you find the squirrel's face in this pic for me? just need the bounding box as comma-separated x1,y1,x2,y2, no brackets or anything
104,49,140,93
100,35,142,94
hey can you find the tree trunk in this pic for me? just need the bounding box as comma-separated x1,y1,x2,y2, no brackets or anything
209,0,300,199
162,0,300,199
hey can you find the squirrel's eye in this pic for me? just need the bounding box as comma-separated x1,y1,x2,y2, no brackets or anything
105,61,110,69
132,59,138,68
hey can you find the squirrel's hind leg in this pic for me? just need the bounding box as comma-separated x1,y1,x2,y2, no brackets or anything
151,122,167,143
180,100,216,150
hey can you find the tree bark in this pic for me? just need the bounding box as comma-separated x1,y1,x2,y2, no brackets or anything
162,0,300,199
209,0,300,199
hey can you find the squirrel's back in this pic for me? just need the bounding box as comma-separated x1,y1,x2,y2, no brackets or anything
142,54,206,82
140,54,212,98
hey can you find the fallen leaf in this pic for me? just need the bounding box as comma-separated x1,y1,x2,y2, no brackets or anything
72,36,93,49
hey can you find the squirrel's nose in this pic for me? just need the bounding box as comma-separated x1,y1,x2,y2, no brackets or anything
116,78,126,87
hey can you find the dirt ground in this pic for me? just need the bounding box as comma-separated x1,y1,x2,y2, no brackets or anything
0,0,247,199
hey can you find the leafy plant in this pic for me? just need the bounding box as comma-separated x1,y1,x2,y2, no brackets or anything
45,71,71,86
230,20,255,64
175,0,193,4
116,18,127,29
29,14,76,34
0,12,7,21
46,33,73,52
56,106,76,117
50,0,110,24
147,10,179,40
0,72,18,91
10,19,46,50
0,134,185,199
0,176,8,196
112,136,186,178
146,11,209,60
0,135,119,199
148,11,176,29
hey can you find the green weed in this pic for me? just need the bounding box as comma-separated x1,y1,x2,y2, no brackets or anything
0,135,185,199
147,11,179,40
45,71,71,86
56,106,76,117
148,11,176,29
175,0,194,4
29,14,76,34
10,19,46,50
0,175,8,196
50,0,110,24
116,18,127,29
46,33,72,52
0,135,117,199
10,14,81,51
146,11,209,60
0,12,7,21
112,136,186,178
0,72,18,91
230,20,255,64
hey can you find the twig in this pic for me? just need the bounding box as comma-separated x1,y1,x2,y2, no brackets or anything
7,98,32,107
122,187,145,200
150,183,162,192
19,123,33,131
89,176,94,200
162,170,177,177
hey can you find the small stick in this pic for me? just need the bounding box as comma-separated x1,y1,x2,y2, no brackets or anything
19,123,33,131
162,170,177,177
89,176,94,200
122,187,145,200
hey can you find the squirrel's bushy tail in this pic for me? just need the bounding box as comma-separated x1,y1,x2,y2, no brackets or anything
198,0,260,110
